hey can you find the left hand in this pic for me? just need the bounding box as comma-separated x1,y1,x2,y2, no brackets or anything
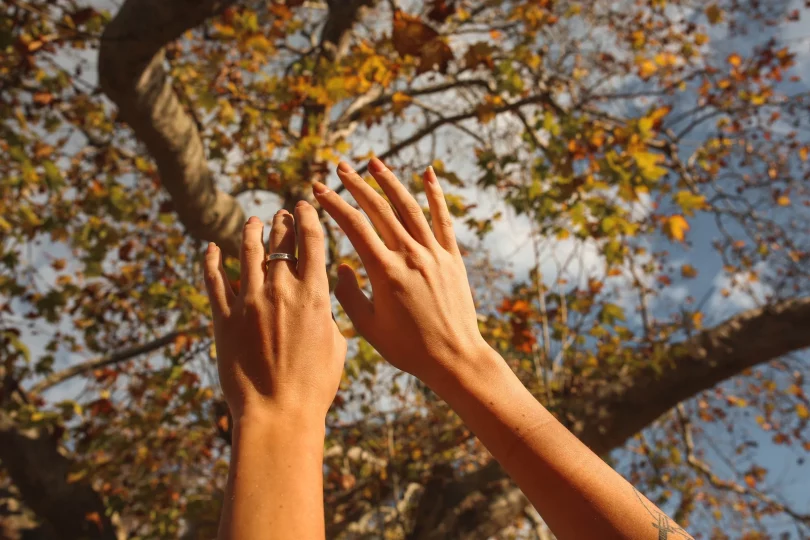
203,202,346,424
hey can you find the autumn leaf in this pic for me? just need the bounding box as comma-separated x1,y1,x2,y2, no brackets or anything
392,11,453,74
663,215,689,242
674,191,708,215
464,42,496,70
417,38,453,74
427,0,456,23
33,91,54,106
705,4,723,24
632,150,667,181
393,11,438,56
681,264,698,278
637,57,657,79
727,53,742,68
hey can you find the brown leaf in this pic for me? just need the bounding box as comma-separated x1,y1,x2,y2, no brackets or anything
393,11,439,57
427,0,456,23
392,11,453,74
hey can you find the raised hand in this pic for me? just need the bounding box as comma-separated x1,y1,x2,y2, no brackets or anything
312,159,488,390
203,205,346,422
313,160,692,540
203,203,345,540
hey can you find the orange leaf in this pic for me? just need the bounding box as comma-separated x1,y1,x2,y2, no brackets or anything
727,53,742,67
681,264,698,278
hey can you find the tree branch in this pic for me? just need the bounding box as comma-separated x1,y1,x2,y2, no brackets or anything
0,411,125,539
98,0,246,257
578,297,810,453
337,92,556,192
29,329,206,395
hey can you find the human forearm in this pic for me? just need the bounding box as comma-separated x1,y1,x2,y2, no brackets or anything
218,412,327,540
314,163,690,539
204,207,344,540
432,344,691,540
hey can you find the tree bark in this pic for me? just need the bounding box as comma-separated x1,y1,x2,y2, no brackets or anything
575,297,810,453
0,411,124,540
98,0,245,257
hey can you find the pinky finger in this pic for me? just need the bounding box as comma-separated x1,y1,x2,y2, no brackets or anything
423,166,459,254
203,242,234,318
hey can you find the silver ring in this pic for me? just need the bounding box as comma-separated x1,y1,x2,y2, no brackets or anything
266,252,297,264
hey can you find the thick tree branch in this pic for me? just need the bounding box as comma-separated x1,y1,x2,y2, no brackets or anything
99,0,245,257
578,297,810,453
29,329,206,395
0,411,125,540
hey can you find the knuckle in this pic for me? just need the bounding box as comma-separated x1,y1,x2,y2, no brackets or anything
374,198,395,217
298,221,323,240
264,281,291,303
304,286,329,309
242,241,264,256
436,214,454,229
242,295,263,315
403,250,425,270
348,209,369,231
401,201,423,217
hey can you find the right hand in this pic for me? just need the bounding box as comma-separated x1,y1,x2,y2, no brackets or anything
312,159,489,387
202,204,346,424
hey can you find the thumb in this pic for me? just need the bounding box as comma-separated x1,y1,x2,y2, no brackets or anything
335,265,374,336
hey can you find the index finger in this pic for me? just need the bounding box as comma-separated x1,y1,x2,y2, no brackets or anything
312,181,388,269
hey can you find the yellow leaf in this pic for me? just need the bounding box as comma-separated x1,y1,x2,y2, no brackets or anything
797,404,810,420
664,215,689,242
777,196,790,206
391,92,412,114
691,312,703,328
633,151,667,180
637,58,657,79
800,147,809,161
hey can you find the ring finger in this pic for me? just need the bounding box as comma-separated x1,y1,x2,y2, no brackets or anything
266,209,297,282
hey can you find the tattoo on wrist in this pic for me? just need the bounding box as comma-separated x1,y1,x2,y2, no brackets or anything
633,487,694,539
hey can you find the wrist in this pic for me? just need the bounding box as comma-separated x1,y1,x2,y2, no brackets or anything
233,404,327,441
426,338,506,397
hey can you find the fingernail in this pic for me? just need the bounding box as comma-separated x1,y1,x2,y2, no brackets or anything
337,162,354,173
368,158,385,173
337,264,351,279
207,242,217,253
246,216,261,225
312,182,330,196
425,165,436,184
296,200,309,208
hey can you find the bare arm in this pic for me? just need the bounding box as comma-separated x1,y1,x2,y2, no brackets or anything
203,205,345,539
313,160,691,539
